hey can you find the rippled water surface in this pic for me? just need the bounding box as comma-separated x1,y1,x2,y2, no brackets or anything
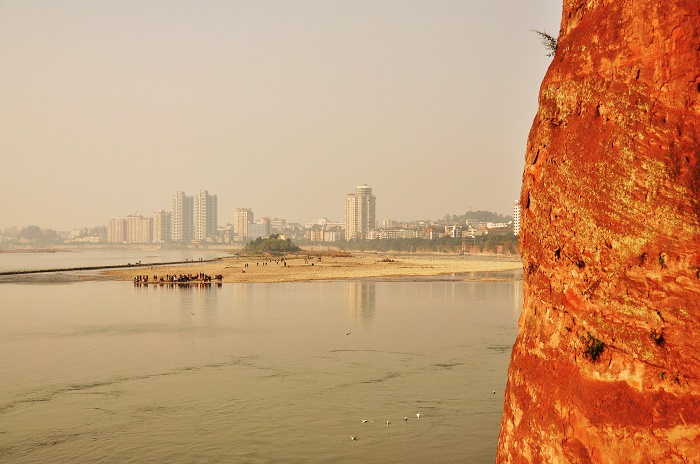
0,272,522,463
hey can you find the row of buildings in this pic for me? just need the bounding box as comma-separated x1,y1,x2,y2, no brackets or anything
304,220,514,243
105,191,281,244
107,190,219,244
102,186,375,245
336,184,519,242
95,185,520,245
302,187,517,243
2,183,518,247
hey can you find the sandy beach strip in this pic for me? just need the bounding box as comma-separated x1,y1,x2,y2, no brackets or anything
101,254,523,283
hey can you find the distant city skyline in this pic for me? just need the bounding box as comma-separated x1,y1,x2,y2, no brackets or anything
0,197,516,246
1,184,517,232
0,1,562,230
3,189,515,233
0,182,517,245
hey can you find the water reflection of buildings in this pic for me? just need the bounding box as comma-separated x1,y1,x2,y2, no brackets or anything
345,281,376,326
133,282,221,322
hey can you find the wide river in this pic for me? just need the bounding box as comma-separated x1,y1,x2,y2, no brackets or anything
0,271,522,463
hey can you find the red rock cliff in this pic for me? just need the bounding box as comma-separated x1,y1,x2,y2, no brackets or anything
497,1,700,462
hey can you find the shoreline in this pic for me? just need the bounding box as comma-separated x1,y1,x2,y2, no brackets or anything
101,254,524,284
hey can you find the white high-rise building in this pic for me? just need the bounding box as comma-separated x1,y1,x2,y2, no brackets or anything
513,199,521,236
344,184,376,241
234,208,254,241
153,210,171,243
259,217,271,237
126,215,153,244
171,191,193,243
107,218,126,243
194,190,218,241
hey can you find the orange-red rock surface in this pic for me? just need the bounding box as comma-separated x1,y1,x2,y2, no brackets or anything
497,1,700,462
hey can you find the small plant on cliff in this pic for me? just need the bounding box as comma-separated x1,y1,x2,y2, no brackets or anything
658,252,667,269
638,252,648,266
532,30,558,57
581,332,605,362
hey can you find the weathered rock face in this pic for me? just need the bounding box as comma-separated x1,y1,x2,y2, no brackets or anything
497,1,700,462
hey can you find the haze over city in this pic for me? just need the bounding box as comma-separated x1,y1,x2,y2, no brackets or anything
1,1,561,230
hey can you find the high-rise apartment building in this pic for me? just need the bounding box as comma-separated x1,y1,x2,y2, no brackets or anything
153,210,171,243
194,190,218,241
107,218,126,243
513,199,521,236
171,191,193,243
126,215,153,244
344,184,376,241
106,216,151,243
234,208,254,241
259,217,271,237
248,223,267,241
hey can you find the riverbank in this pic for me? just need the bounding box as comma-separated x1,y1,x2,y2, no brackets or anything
102,254,523,283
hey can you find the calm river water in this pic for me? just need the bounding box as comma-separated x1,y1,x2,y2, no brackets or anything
0,272,522,463
0,249,227,273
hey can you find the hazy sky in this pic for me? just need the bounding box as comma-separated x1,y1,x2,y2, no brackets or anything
1,1,561,230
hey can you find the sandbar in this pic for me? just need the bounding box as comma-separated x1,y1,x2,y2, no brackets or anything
102,254,523,283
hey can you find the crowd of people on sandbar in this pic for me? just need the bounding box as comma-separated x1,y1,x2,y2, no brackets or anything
133,273,223,283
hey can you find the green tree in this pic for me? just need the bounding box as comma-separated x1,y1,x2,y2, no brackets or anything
244,235,300,254
18,225,44,241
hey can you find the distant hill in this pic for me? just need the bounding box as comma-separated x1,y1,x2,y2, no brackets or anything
438,210,513,224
